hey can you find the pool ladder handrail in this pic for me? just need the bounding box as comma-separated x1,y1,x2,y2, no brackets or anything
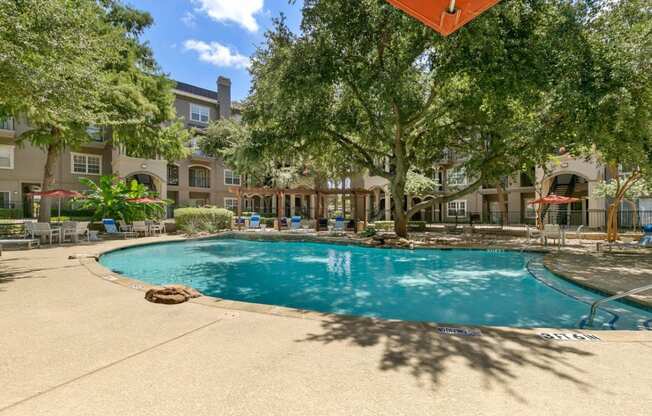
587,284,652,326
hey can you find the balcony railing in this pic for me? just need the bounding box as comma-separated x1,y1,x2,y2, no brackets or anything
1,118,14,131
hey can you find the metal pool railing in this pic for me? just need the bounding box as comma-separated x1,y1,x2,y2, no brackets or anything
586,284,652,327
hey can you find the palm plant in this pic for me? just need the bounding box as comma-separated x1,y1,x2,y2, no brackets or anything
77,175,168,221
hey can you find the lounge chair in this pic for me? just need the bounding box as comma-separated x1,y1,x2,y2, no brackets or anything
640,224,652,247
234,217,246,229
279,217,289,229
332,217,345,233
102,219,136,239
249,214,261,229
317,218,328,231
132,221,150,236
62,221,90,243
290,216,302,231
32,223,61,245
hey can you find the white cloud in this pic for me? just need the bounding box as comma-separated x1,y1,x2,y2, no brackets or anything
193,0,263,32
184,39,251,69
181,11,197,28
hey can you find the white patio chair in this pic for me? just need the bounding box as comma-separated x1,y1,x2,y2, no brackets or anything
132,221,150,236
147,220,164,235
63,221,90,243
32,223,60,245
118,220,133,232
543,224,562,248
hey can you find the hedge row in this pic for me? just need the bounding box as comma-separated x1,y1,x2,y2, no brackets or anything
174,207,233,234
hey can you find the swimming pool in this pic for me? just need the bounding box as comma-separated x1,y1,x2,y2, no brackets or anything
100,238,652,330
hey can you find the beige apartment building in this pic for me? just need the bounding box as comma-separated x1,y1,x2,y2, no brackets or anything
0,76,245,217
1,75,646,228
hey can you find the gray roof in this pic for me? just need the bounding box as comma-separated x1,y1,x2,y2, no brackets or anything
174,81,218,100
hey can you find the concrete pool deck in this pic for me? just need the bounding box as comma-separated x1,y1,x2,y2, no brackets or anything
1,236,651,415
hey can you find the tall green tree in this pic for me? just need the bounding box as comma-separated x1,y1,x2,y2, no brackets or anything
0,0,188,221
568,0,651,241
244,0,589,236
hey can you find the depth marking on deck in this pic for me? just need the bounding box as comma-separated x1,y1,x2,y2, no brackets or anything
538,332,601,342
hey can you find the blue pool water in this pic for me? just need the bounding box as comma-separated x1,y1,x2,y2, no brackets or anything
100,238,652,330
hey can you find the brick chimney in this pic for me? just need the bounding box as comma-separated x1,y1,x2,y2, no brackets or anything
217,76,232,119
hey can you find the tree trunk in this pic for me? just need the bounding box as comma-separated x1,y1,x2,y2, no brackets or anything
606,201,619,242
390,169,409,237
496,181,507,227
38,132,61,223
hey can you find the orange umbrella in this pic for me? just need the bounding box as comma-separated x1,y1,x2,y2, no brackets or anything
528,194,581,205
386,0,500,36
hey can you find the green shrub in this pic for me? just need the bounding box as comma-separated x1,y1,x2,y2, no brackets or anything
374,221,394,231
174,207,233,234
0,208,22,219
359,226,377,237
408,221,427,231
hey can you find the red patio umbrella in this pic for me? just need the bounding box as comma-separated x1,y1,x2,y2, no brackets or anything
528,194,581,205
386,0,500,36
27,189,84,219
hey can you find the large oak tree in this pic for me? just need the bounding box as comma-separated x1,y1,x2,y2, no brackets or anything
243,0,590,236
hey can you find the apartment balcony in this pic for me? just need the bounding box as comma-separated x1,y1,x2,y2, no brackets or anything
0,117,15,138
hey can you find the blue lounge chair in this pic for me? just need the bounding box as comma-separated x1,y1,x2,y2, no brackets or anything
290,216,302,231
102,219,136,239
640,224,652,247
249,214,261,229
334,216,345,232
235,217,246,229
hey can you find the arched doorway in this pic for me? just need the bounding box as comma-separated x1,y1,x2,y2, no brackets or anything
127,173,158,193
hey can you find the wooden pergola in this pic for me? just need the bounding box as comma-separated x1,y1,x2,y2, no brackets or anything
229,186,374,231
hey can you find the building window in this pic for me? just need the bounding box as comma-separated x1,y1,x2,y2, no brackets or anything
71,152,101,175
189,166,210,188
447,200,467,217
0,145,14,169
190,104,210,124
224,197,238,211
167,164,179,186
0,191,10,208
224,169,241,186
447,167,466,187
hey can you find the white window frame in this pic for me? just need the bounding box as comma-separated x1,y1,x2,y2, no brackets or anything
224,169,241,186
447,167,467,187
0,145,15,170
447,200,467,217
224,197,238,211
71,152,102,175
190,103,210,124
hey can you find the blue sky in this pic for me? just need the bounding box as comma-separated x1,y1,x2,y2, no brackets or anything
128,0,304,101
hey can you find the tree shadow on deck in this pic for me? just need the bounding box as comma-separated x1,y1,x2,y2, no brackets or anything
297,315,599,402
